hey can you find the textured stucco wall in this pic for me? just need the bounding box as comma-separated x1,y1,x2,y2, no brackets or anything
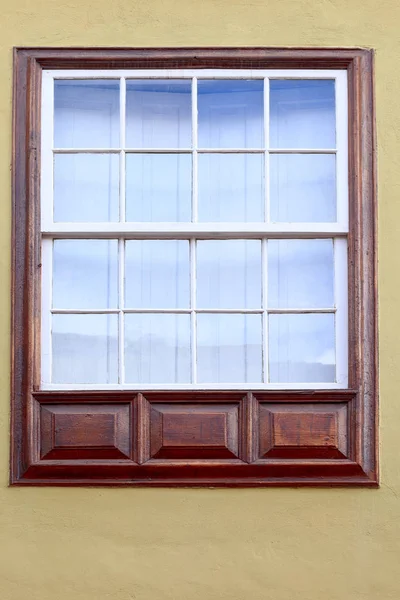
1,1,399,599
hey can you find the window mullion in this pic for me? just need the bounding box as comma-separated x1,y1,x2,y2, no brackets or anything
262,238,269,384
118,78,126,385
264,77,270,224
190,238,197,384
262,78,270,384
41,71,54,231
41,224,349,237
119,77,126,222
190,77,198,385
118,238,125,385
192,77,198,223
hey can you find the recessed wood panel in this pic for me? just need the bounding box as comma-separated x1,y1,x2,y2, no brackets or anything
259,403,348,459
149,403,240,460
40,403,132,460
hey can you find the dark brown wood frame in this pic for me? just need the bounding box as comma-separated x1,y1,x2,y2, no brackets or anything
11,47,378,486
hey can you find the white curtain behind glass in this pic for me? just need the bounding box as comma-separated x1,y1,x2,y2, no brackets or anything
51,78,337,385
53,81,120,383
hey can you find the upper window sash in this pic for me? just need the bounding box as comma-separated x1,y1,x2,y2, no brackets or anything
40,68,348,234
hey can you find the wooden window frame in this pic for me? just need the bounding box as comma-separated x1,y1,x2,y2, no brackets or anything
11,47,378,487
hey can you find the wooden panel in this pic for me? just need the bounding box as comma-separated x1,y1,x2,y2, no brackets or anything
40,403,132,460
347,51,378,481
22,459,368,486
148,402,240,460
17,47,368,70
259,403,348,459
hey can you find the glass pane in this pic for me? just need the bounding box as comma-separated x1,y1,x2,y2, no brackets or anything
53,240,118,309
270,80,335,149
54,154,119,222
270,154,336,222
126,80,191,148
126,153,191,222
197,314,262,383
197,240,261,309
125,240,190,309
54,80,120,148
198,80,263,148
125,314,190,383
268,240,334,308
52,314,118,384
198,154,264,222
269,313,335,383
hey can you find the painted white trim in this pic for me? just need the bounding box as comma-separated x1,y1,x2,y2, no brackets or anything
40,381,348,391
262,78,270,384
190,238,197,384
41,72,54,230
52,147,338,154
191,77,198,221
266,307,336,314
263,78,270,223
118,79,127,385
51,308,120,314
119,77,126,222
41,222,349,237
50,307,337,314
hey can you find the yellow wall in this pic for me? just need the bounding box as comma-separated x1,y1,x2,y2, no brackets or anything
0,1,398,598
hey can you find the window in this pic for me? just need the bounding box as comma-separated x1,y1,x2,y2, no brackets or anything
41,71,348,390
11,48,377,486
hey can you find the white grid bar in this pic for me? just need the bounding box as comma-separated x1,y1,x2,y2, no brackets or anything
190,238,197,383
51,308,120,314
42,223,348,237
267,307,337,314
262,79,270,383
264,78,270,224
50,307,337,314
190,78,198,383
41,382,348,391
52,147,337,154
119,77,127,222
191,77,198,222
118,79,126,384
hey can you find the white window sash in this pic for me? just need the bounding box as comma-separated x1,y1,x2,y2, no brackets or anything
40,68,349,390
